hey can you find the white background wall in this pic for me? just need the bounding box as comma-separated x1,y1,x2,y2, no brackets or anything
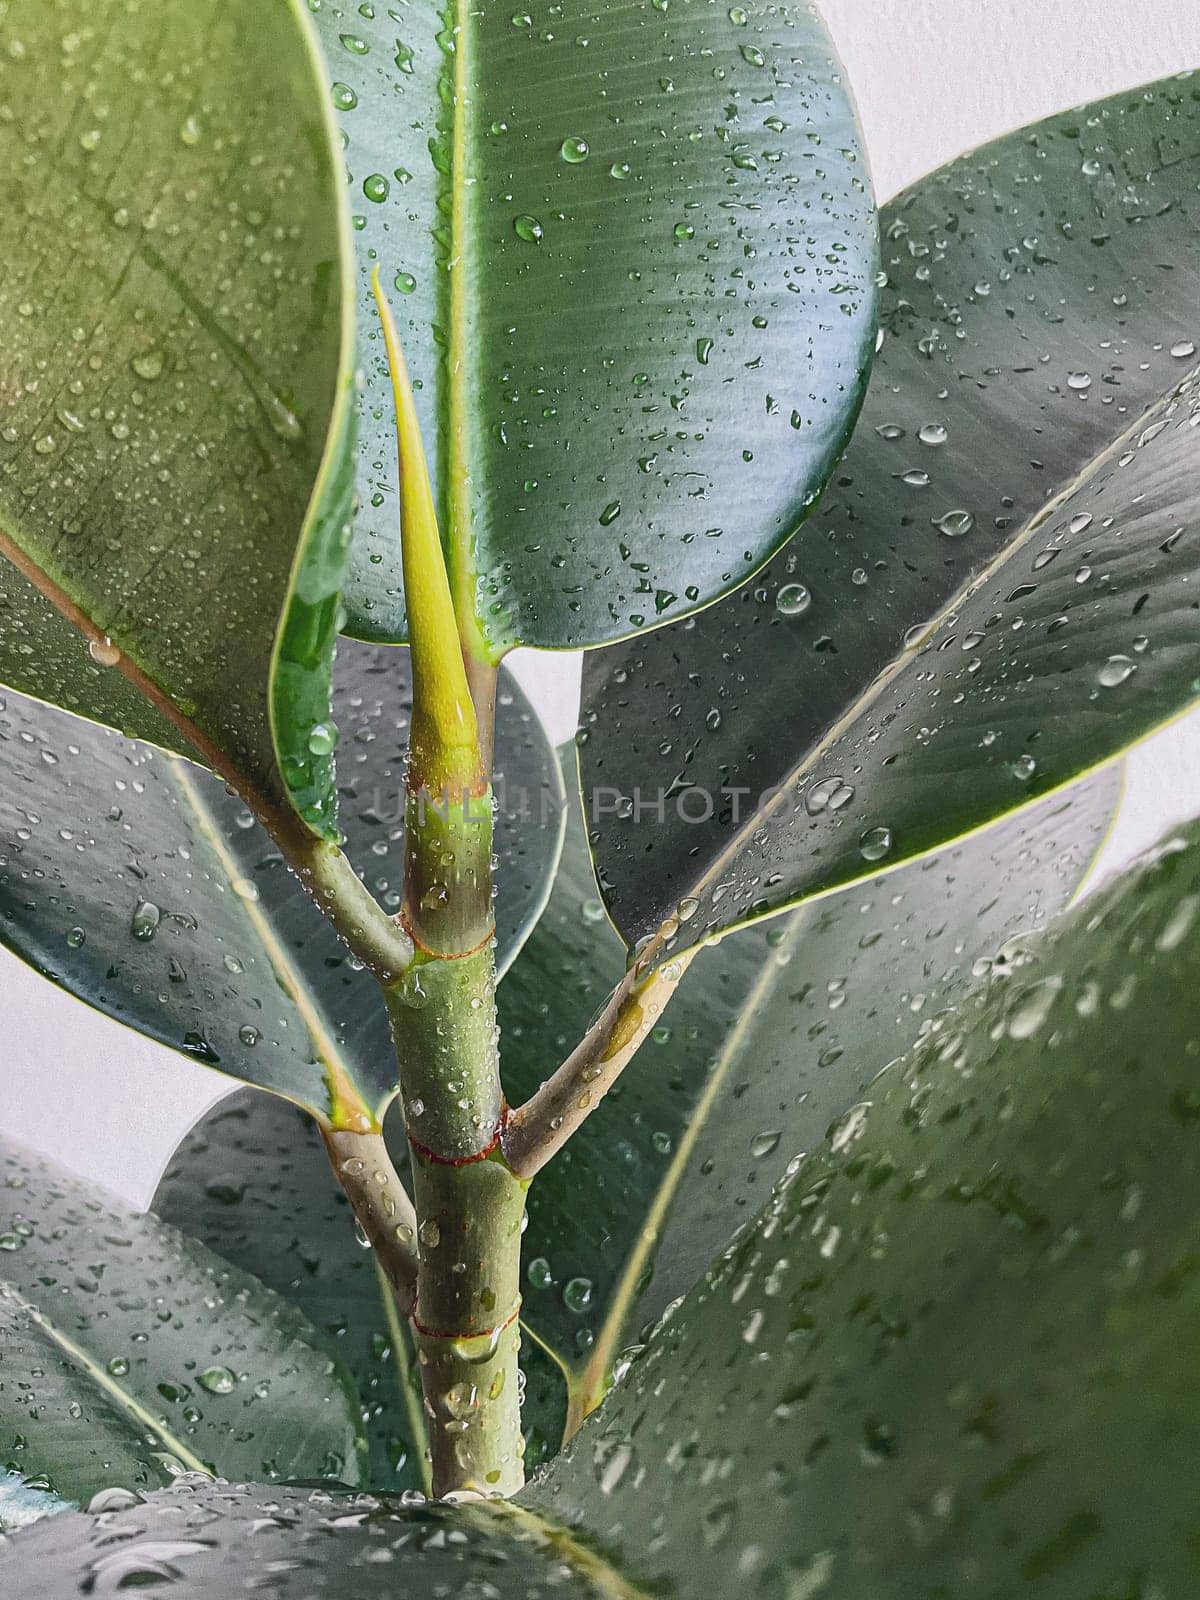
5,0,1200,1207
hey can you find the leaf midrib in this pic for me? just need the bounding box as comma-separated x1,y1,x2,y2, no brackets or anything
563,908,807,1425
166,760,379,1122
631,365,1193,961
0,1284,210,1478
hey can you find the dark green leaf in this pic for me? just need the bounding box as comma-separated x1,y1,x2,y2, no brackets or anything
581,73,1200,948
502,756,1118,1411
0,0,355,836
0,1480,643,1598
0,1135,363,1521
154,1092,567,1491
312,0,877,650
0,651,560,1119
531,814,1200,1599
16,798,1199,1584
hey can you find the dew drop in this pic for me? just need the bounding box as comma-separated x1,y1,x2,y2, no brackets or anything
806,777,854,815
776,582,811,617
563,1276,594,1313
560,134,589,163
197,1365,236,1396
527,1256,553,1289
131,351,164,382
514,214,544,243
1004,977,1062,1040
308,721,340,756
130,901,161,941
859,825,892,862
1098,654,1136,688
934,509,974,539
88,635,122,667
86,1487,141,1514
596,1439,634,1495
398,970,428,1009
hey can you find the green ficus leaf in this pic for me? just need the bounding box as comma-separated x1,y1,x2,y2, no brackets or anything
0,1480,643,1598
0,1135,364,1522
0,652,561,1121
0,0,355,838
498,757,1117,1415
581,72,1200,951
12,810,1200,1588
312,0,878,652
529,815,1200,1599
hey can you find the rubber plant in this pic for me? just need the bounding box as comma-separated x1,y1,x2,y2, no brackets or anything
1,0,1200,1591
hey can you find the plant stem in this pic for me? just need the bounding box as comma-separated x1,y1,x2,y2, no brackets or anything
288,828,415,985
386,778,527,1496
369,276,524,1495
503,949,697,1179
321,1126,418,1314
404,1145,526,1497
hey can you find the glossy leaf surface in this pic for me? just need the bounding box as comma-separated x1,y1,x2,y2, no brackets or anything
0,1480,638,1598
582,74,1200,948
499,759,1118,1409
12,811,1200,1589
0,0,355,835
312,0,877,650
532,815,1200,1598
0,1135,363,1522
154,1093,568,1492
0,651,560,1120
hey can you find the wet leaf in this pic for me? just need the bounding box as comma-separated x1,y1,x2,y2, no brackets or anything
154,1093,567,1493
0,1135,363,1525
0,1479,637,1597
581,74,1200,949
311,0,877,650
501,756,1118,1416
0,651,560,1120
531,814,1200,1598
0,0,355,837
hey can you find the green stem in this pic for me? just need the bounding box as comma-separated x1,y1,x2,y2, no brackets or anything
406,1151,526,1497
321,1126,418,1313
384,767,526,1498
368,280,521,1496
